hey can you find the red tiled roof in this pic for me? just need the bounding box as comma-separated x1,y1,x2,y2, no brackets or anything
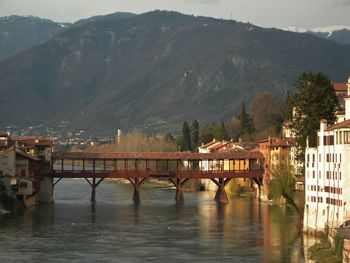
269,137,295,147
258,137,295,147
9,136,53,146
199,140,220,149
0,147,40,161
0,132,9,137
326,119,350,131
333,83,348,92
208,141,231,150
53,151,264,160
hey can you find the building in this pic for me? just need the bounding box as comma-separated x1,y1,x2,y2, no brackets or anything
198,139,255,192
258,136,299,200
0,134,53,207
304,77,350,232
0,147,42,206
333,82,348,109
0,133,53,161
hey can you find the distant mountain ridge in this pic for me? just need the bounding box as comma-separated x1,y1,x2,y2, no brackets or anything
281,25,350,44
0,12,136,62
0,15,64,61
0,11,350,136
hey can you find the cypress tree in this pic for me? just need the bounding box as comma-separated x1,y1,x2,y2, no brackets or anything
190,120,199,151
220,120,229,140
240,101,247,133
182,121,191,151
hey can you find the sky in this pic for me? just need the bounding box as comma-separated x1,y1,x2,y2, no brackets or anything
0,0,349,29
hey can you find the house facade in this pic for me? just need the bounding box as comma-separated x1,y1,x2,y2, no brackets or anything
0,147,41,206
258,137,299,200
0,133,53,161
304,77,350,232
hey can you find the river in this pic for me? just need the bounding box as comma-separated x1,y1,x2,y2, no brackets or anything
0,179,314,262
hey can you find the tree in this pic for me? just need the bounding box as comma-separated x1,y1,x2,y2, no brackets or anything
268,164,300,215
181,121,191,151
220,120,229,141
251,91,285,140
239,101,248,133
200,123,214,144
287,72,338,172
237,101,254,140
190,120,200,151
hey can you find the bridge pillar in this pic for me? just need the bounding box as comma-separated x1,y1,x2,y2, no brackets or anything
91,178,97,204
84,178,104,204
170,179,188,204
175,184,184,204
252,177,263,201
211,178,231,204
128,178,147,204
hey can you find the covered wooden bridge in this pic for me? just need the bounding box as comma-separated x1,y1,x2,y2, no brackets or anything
52,151,264,204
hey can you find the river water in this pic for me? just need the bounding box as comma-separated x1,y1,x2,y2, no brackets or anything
0,180,312,262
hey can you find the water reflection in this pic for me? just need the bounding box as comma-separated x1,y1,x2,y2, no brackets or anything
0,180,310,262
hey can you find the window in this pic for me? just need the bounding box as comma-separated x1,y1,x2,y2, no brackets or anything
19,182,27,189
345,131,350,144
340,131,343,144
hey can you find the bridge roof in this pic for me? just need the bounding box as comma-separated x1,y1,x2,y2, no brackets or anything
53,151,263,160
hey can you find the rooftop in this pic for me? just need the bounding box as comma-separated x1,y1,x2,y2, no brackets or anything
333,83,348,92
53,151,264,160
326,119,350,131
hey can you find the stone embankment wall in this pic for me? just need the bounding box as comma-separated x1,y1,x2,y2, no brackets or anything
327,224,350,263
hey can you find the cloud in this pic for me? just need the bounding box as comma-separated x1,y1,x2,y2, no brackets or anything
187,0,221,4
335,0,350,5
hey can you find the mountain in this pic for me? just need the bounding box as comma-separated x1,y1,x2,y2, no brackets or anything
0,11,350,135
0,13,136,63
73,12,136,27
282,26,350,44
0,15,65,62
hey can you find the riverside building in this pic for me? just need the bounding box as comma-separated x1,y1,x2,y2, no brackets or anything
304,77,350,232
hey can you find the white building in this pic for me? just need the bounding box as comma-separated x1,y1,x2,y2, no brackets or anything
304,77,350,232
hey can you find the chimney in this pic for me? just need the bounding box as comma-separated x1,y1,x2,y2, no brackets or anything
320,119,327,133
319,119,327,147
116,129,122,143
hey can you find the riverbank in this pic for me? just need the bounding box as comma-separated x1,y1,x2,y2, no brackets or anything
309,241,341,263
308,224,349,263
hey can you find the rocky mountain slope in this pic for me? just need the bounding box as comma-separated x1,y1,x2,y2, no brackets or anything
0,11,349,135
0,13,136,62
0,15,64,61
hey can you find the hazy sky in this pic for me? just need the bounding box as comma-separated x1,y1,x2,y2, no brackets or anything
0,0,349,28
